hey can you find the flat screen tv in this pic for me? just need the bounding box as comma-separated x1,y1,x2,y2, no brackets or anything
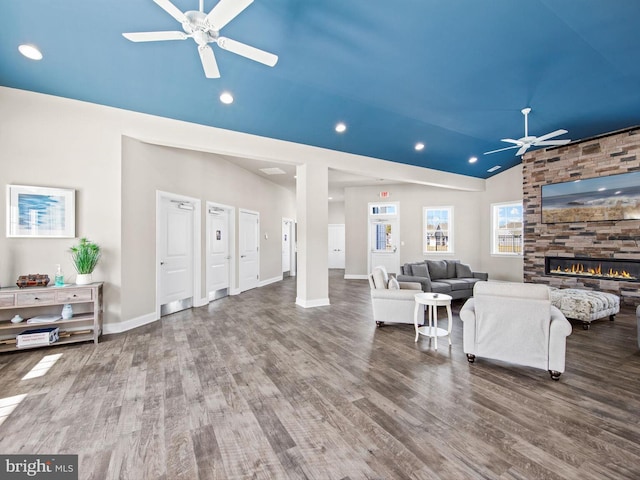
541,171,640,223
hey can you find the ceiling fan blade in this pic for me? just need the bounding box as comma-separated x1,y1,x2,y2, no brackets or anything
153,0,187,23
206,0,253,31
500,138,524,146
217,37,278,66
516,144,530,156
483,145,519,155
198,45,220,78
533,139,571,146
122,31,188,42
534,129,568,143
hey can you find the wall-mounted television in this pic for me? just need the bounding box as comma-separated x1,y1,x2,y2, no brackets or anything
541,171,640,223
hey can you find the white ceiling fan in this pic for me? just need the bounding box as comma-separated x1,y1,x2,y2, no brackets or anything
484,107,571,157
122,0,278,79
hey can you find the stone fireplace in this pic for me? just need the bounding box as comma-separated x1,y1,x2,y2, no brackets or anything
522,126,640,306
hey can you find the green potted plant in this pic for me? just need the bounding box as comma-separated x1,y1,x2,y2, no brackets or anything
70,237,101,285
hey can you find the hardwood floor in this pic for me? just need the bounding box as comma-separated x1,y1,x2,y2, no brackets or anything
1,271,639,479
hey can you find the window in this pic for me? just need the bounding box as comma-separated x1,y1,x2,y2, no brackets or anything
423,206,453,254
492,202,523,255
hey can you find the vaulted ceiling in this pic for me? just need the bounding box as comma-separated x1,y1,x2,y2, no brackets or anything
3,0,640,179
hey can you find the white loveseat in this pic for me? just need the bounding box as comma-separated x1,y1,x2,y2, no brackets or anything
460,281,572,380
368,266,422,327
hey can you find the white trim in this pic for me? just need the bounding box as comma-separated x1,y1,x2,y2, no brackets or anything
344,274,369,280
423,205,454,255
296,297,331,308
490,200,523,256
156,190,202,319
259,275,283,287
103,312,157,335
367,201,400,274
229,287,242,295
193,296,208,307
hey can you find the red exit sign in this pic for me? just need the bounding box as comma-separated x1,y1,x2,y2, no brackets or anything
379,191,390,199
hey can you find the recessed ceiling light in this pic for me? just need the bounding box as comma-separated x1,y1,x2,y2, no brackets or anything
18,44,42,60
415,142,425,151
335,122,347,133
469,156,478,163
487,165,501,173
219,92,233,104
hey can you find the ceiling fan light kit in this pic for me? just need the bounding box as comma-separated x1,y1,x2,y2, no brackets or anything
484,107,571,157
122,0,278,79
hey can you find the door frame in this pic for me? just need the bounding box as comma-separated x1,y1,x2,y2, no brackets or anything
155,190,203,320
367,201,400,274
206,201,236,299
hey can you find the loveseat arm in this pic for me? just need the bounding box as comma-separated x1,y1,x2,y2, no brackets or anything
459,298,477,354
371,288,420,301
473,272,489,281
548,306,572,373
396,274,432,292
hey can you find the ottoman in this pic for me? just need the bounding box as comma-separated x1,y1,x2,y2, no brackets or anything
548,287,620,330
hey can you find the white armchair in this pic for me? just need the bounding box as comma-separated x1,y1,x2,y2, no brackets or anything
460,281,572,380
368,266,422,327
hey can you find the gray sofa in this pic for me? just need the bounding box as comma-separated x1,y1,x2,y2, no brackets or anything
396,259,488,299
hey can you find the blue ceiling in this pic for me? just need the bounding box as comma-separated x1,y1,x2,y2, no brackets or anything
2,0,640,179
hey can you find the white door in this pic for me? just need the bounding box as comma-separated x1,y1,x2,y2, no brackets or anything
328,224,345,268
159,197,194,308
207,206,230,299
239,209,260,292
369,218,400,275
282,219,292,273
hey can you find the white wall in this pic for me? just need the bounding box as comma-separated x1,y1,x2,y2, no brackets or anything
328,202,345,224
344,184,484,276
478,164,524,282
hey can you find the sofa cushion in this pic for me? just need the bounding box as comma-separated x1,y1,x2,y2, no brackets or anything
456,262,473,278
439,279,471,291
430,281,453,293
427,260,448,280
388,277,400,290
446,260,459,278
411,263,430,279
372,268,388,289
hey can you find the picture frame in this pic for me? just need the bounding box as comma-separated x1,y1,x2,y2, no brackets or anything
6,185,76,238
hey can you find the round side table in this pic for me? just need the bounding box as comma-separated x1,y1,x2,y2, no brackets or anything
414,292,453,349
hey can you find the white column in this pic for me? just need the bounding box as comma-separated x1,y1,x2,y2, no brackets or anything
295,162,330,308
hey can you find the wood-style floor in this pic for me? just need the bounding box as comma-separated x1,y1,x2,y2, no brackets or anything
1,271,639,479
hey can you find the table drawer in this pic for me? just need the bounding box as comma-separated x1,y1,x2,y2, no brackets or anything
55,289,93,303
0,294,15,308
16,292,56,306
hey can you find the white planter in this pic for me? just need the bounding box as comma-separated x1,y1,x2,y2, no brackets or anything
75,273,93,285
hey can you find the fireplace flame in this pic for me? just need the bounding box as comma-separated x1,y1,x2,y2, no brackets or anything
551,262,635,280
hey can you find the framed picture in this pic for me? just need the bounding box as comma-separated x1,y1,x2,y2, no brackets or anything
541,171,640,223
6,185,76,238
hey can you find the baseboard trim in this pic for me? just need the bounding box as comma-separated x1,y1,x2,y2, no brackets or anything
193,296,209,308
259,275,282,287
103,312,157,335
344,274,368,280
296,297,331,308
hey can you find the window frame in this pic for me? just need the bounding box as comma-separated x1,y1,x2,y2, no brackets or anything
491,201,523,256
423,206,454,255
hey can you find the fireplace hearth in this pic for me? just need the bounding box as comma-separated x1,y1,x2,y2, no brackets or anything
545,256,640,282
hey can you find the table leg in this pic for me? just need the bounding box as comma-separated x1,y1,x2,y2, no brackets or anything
446,303,452,346
414,302,421,343
433,304,438,350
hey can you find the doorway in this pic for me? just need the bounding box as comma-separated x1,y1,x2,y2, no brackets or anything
156,191,201,317
206,202,234,301
328,224,345,269
368,202,400,275
239,209,260,292
282,218,295,277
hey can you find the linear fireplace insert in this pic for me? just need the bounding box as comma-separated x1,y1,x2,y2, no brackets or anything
545,256,640,282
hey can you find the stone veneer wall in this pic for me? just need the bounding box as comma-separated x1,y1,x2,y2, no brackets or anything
522,126,640,307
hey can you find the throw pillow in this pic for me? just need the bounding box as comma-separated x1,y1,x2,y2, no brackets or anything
388,277,400,289
412,263,430,279
446,259,459,278
426,260,448,280
456,262,473,278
